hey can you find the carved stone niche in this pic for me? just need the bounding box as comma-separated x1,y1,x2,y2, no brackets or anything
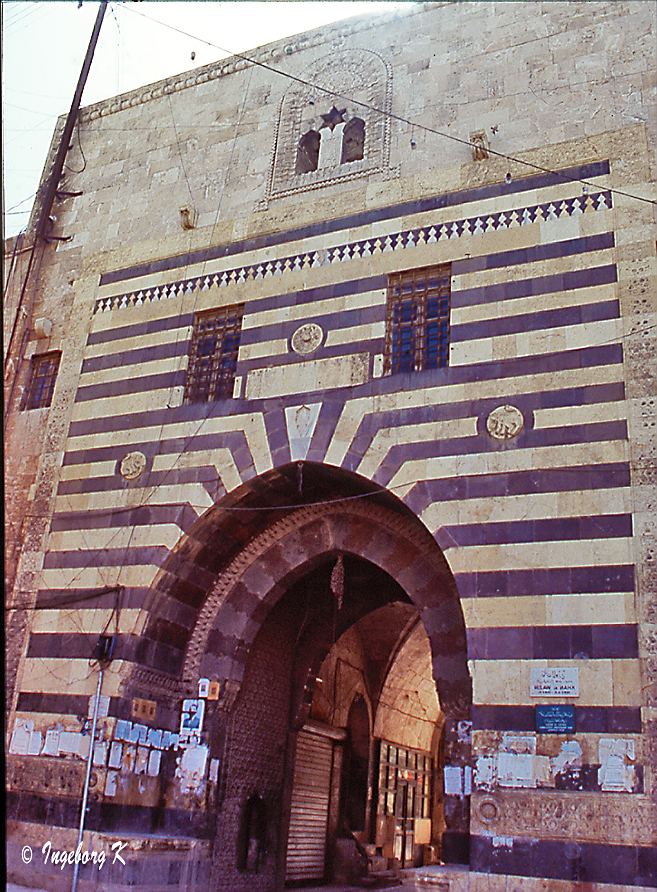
266,48,392,203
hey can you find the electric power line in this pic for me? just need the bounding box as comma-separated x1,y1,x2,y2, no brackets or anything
116,1,656,208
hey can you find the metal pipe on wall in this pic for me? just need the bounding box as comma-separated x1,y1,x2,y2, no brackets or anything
71,666,104,892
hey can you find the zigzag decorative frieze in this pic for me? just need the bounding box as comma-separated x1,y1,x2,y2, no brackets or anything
94,191,612,314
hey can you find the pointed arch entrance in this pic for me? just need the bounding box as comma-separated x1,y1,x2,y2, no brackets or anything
128,464,471,891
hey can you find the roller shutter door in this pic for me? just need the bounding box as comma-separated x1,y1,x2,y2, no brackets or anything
285,729,334,883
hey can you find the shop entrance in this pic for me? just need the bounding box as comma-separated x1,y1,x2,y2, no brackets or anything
378,741,433,868
282,568,445,883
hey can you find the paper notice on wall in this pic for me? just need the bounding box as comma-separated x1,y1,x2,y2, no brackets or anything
59,731,81,755
28,730,43,756
532,755,553,787
443,766,463,795
502,734,536,754
598,738,636,791
80,734,92,760
209,759,219,783
475,757,496,789
105,771,118,797
93,741,108,766
146,728,163,749
599,738,635,762
180,699,205,739
498,752,534,787
42,729,61,757
9,720,33,755
175,744,209,792
147,749,162,777
108,741,123,769
115,720,132,741
135,746,149,775
130,724,147,745
122,744,136,772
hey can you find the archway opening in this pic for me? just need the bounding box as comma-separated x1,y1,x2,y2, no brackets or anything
131,465,470,890
278,557,448,885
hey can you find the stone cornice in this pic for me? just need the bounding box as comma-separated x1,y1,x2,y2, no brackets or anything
79,3,439,124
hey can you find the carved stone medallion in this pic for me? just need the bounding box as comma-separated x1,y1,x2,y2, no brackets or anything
119,451,147,480
291,323,323,355
486,405,524,440
476,796,501,825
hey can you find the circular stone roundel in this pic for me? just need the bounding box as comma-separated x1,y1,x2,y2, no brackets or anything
119,451,146,480
291,323,323,355
486,405,524,440
476,797,501,826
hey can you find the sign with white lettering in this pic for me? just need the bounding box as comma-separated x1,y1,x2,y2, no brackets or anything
530,667,579,697
535,704,575,733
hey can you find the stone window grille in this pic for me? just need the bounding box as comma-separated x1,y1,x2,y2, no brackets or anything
21,351,61,410
385,265,451,375
184,305,244,404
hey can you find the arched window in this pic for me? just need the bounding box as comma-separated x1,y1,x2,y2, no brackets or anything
341,117,365,164
296,129,321,174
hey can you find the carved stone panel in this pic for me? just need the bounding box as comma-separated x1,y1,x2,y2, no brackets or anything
266,48,391,202
486,405,524,440
119,451,146,480
291,323,323,355
471,791,656,846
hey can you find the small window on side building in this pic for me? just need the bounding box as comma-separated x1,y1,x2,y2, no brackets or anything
184,305,244,404
21,351,61,410
385,265,451,375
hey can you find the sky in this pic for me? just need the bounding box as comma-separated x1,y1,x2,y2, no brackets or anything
2,0,404,239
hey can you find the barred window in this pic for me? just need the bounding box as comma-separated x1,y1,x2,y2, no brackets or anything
184,305,244,404
385,265,451,374
21,351,61,410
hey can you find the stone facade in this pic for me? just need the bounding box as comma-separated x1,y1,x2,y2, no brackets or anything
4,3,656,891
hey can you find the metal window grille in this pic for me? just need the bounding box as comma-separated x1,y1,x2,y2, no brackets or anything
385,265,451,374
378,741,433,820
184,305,244,404
22,352,61,410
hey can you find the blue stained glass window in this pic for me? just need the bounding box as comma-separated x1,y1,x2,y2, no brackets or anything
385,265,450,375
184,305,244,404
22,352,61,410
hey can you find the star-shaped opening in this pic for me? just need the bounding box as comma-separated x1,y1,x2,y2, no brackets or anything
320,106,347,131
